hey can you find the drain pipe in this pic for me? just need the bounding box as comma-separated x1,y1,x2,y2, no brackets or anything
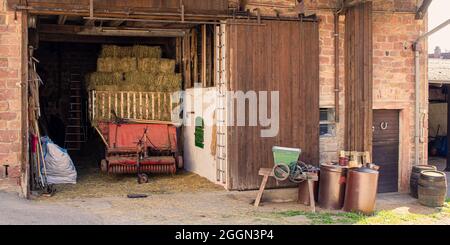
413,18,450,165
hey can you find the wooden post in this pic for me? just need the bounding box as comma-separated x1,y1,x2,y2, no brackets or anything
201,24,207,87
344,2,373,153
307,180,316,213
446,85,450,171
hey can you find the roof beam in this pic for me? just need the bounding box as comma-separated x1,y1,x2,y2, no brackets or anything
84,19,96,26
109,20,124,27
38,24,187,37
39,33,172,44
57,15,67,25
344,0,373,8
416,0,433,19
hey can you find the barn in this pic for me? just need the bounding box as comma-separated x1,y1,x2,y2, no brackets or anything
0,0,430,197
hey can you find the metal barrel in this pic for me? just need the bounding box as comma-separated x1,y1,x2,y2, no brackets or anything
418,170,447,207
318,164,347,210
410,165,437,198
343,168,379,215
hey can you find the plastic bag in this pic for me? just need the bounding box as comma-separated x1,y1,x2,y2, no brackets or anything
41,136,77,185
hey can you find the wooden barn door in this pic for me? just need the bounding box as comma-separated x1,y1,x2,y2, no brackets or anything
227,20,320,190
373,110,400,193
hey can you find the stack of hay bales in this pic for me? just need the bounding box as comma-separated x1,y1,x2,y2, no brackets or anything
86,45,182,92
87,45,181,122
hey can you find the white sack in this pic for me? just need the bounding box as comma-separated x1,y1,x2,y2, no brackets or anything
42,137,77,185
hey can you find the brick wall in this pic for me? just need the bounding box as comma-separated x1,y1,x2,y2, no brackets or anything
0,0,24,192
372,12,428,191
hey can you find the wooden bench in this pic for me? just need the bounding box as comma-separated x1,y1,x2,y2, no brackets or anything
254,168,319,212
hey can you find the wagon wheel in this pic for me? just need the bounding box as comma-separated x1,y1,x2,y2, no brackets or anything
100,159,108,173
273,163,290,181
138,173,149,184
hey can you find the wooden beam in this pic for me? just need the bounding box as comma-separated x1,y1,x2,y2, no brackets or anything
8,0,229,20
38,24,187,37
447,86,450,171
201,24,207,87
344,0,373,8
344,2,373,153
39,33,172,44
84,19,96,26
57,15,67,25
416,0,433,19
109,20,124,27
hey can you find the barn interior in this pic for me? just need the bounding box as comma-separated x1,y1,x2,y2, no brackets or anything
28,13,220,197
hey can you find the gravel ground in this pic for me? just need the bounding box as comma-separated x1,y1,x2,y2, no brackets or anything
1,189,449,225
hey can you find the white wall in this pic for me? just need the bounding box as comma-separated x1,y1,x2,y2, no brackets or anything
183,87,220,185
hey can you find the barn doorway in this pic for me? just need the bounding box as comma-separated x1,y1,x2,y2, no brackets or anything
373,110,400,193
26,15,224,198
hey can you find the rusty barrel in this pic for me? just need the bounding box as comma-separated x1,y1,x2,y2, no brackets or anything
318,164,347,209
418,170,447,207
343,168,379,215
410,165,437,198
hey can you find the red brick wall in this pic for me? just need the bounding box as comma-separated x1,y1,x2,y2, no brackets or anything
372,12,428,191
0,0,24,192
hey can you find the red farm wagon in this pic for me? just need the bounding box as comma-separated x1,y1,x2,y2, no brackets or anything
89,90,182,183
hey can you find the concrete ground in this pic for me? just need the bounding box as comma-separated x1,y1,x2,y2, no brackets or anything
1,188,449,225
1,159,449,225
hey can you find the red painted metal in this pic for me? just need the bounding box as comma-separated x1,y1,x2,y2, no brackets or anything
98,122,178,152
97,122,179,174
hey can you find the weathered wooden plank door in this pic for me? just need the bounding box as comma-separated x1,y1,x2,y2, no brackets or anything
344,2,373,154
227,20,320,190
373,110,400,193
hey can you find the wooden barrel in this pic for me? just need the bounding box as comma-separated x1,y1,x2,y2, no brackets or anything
418,170,448,207
410,165,437,198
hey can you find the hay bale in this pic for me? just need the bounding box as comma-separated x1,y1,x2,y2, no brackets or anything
138,58,175,73
86,72,123,90
124,71,160,92
124,72,182,92
100,45,134,58
97,58,137,73
155,73,181,92
100,45,162,58
133,45,162,58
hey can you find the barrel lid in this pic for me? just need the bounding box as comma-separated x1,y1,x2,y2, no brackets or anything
412,165,436,172
320,163,346,172
353,167,379,174
421,170,446,178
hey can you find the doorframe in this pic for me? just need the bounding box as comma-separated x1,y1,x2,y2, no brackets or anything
373,103,411,192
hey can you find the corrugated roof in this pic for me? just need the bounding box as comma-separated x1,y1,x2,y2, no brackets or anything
429,58,450,83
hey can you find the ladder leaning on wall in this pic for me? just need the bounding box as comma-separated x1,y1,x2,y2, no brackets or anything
64,67,87,151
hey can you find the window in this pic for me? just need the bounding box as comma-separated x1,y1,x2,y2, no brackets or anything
320,108,336,137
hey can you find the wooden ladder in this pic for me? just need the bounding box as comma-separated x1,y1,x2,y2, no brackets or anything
64,69,86,151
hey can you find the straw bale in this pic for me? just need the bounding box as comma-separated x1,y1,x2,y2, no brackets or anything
97,57,137,72
100,45,162,58
86,72,124,90
138,58,175,73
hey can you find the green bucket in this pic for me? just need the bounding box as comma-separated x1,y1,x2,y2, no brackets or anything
272,146,301,167
272,146,301,181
